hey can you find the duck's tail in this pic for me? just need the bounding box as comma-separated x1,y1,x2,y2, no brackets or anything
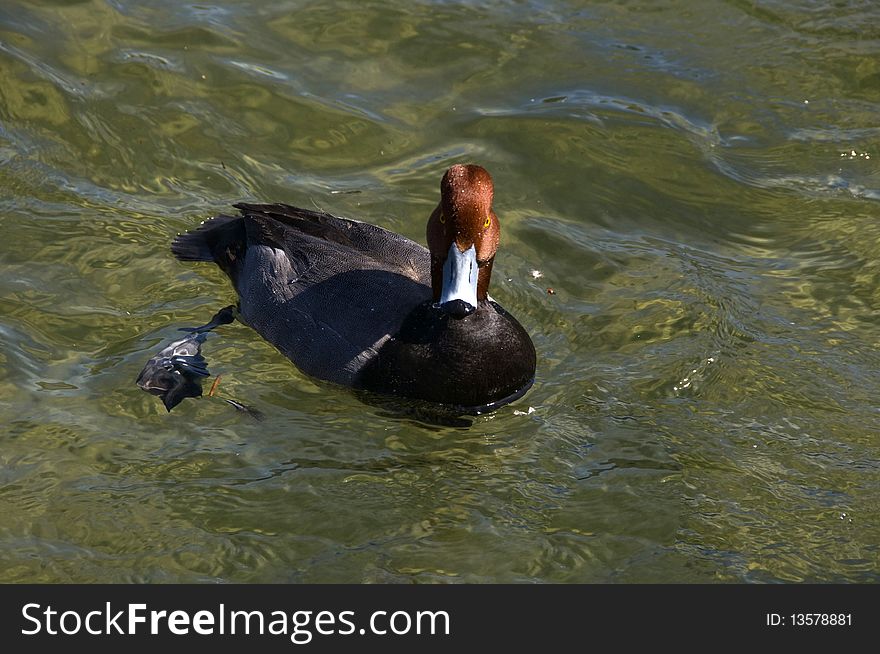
171,214,244,263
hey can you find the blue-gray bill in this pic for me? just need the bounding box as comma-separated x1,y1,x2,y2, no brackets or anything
438,242,478,318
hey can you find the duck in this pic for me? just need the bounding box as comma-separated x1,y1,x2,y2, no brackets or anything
170,164,536,413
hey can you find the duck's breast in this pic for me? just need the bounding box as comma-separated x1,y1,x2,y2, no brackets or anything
356,300,536,409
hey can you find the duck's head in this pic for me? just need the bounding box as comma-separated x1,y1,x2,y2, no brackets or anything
426,164,500,319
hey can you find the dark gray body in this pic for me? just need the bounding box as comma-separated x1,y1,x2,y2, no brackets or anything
172,204,536,411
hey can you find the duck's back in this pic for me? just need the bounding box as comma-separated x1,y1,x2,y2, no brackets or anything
172,203,432,386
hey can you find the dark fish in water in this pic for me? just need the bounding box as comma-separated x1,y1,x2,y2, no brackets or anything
136,332,211,411
136,305,236,411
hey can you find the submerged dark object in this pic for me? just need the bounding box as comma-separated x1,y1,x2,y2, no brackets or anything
136,305,235,411
170,164,536,414
224,398,265,421
136,332,210,411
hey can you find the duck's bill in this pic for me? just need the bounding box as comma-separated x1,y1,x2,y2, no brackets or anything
439,242,478,318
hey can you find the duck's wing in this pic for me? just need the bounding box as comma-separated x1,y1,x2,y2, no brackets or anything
171,204,430,286
233,203,430,286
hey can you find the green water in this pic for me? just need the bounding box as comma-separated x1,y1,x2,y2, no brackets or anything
1,0,879,583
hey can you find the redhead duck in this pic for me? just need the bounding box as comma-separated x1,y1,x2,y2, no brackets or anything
170,164,536,413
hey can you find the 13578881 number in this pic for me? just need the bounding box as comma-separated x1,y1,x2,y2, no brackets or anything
790,614,852,626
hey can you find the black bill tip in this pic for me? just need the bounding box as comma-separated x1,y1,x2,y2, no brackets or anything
439,299,476,319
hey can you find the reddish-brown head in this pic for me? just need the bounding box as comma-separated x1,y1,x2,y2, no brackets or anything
426,164,500,317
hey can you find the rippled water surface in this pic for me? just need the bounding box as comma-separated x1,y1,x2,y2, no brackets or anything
2,0,879,583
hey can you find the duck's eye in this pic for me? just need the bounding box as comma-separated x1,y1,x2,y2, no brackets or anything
439,212,445,224
484,215,491,228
